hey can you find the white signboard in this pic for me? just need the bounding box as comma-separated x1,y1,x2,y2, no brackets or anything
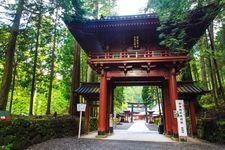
77,104,86,112
109,114,113,127
77,103,86,139
176,100,187,138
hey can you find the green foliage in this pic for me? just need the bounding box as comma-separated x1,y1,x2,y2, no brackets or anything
58,0,85,21
114,87,124,113
199,95,217,109
58,32,74,100
142,86,158,109
154,117,161,125
82,0,116,18
89,117,98,131
0,0,118,116
123,87,143,103
146,0,191,51
197,119,225,143
0,116,79,149
142,86,149,103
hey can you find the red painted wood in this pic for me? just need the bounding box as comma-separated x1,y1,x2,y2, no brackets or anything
105,83,110,133
163,82,172,135
190,100,197,135
169,69,178,137
98,73,107,134
109,83,113,133
89,50,187,60
107,69,169,78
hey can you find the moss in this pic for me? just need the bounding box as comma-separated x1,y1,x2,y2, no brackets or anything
95,134,108,138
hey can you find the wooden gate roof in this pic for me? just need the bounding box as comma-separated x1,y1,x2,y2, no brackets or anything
65,3,221,54
75,82,208,101
65,14,159,53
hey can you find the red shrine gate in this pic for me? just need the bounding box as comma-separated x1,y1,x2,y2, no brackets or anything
65,13,210,137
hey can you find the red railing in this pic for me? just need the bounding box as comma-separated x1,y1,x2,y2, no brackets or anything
89,50,187,59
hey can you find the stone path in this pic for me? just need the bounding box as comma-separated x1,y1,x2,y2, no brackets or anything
27,137,225,150
81,120,173,142
82,120,172,142
26,121,225,150
127,120,150,132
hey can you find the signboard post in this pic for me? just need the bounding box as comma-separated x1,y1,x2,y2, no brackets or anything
176,100,187,141
77,103,86,139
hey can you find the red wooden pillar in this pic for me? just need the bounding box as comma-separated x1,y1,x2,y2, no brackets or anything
98,72,107,135
189,100,197,136
109,83,113,133
85,100,90,132
105,81,110,133
169,68,178,137
163,81,172,135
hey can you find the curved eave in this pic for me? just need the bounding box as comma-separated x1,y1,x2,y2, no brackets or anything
65,14,160,53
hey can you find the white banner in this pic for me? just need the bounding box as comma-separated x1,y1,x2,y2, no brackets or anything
176,100,187,137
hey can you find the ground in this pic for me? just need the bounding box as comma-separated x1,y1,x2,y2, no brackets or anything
26,120,225,150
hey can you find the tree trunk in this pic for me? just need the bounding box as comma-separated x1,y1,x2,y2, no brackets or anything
156,87,162,117
46,7,58,115
87,66,97,82
0,0,25,110
9,62,17,114
199,39,208,89
69,41,80,115
208,25,225,103
93,0,99,19
191,61,199,81
209,56,219,106
29,13,42,116
206,28,218,107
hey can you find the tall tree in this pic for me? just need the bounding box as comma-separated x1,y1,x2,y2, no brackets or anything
29,12,42,115
142,86,150,103
46,3,59,115
9,61,17,113
69,41,80,115
208,24,225,102
0,0,25,110
114,86,124,113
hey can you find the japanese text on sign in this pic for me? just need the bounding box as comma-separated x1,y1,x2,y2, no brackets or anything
176,100,187,137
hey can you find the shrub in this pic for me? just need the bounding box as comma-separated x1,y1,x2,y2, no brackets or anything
154,117,161,125
0,115,80,150
197,118,225,143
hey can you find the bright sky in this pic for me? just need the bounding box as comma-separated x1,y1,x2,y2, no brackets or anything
114,0,148,15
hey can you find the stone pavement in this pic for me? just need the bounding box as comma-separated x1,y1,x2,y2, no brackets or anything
27,137,225,150
127,120,150,132
26,120,225,150
82,120,173,142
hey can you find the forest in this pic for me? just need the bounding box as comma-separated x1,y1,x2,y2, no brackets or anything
0,0,225,118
